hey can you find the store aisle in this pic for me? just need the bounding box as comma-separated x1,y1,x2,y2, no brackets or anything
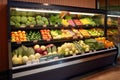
80,65,120,80
71,59,120,80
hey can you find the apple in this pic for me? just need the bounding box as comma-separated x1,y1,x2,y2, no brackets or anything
34,44,40,49
35,48,44,54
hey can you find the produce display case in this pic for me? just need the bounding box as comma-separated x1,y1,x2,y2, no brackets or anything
107,11,120,44
8,1,118,80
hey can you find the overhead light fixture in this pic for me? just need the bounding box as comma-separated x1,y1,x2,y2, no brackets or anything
15,8,95,16
70,12,95,16
107,15,120,18
15,8,61,13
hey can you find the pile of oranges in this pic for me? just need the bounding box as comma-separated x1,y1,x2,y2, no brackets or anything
95,37,114,48
11,30,27,42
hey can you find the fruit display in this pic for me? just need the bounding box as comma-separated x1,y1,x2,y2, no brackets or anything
71,29,83,39
26,31,41,41
11,30,27,42
36,15,49,26
87,28,104,37
49,15,62,26
50,30,62,39
62,19,69,27
107,29,118,36
107,17,118,26
10,8,117,68
67,20,75,27
73,19,82,26
61,29,75,39
79,29,91,38
40,29,52,41
84,39,105,50
80,18,96,26
95,37,114,48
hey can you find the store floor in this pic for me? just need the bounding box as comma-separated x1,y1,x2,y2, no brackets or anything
71,59,120,80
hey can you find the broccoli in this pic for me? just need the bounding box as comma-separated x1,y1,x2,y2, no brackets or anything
21,16,27,23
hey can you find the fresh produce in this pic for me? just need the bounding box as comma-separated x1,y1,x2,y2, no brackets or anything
51,29,75,39
12,45,35,57
46,44,58,55
35,53,41,59
22,56,29,63
34,44,40,49
29,54,35,60
26,31,41,41
95,37,114,48
73,19,82,26
107,17,118,26
36,15,49,26
26,16,36,27
40,29,52,41
72,29,83,39
49,15,62,26
87,28,104,37
10,15,36,28
80,18,96,26
50,30,62,39
78,40,90,52
58,43,78,55
61,29,75,39
107,29,118,36
12,55,23,65
67,20,75,27
11,30,27,42
34,44,47,55
84,39,105,50
62,19,69,27
79,29,91,38
10,16,21,27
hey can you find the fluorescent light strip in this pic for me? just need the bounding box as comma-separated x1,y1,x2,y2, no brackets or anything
16,8,61,13
70,12,95,16
107,15,120,18
15,8,95,16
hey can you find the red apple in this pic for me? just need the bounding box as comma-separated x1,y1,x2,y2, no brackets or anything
35,48,43,54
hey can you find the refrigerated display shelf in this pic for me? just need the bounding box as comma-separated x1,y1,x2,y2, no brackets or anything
12,47,116,70
11,25,104,31
11,36,103,46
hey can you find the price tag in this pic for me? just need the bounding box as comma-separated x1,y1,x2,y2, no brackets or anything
16,41,22,44
33,40,38,43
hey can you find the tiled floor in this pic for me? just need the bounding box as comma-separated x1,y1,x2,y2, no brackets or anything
71,59,120,80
